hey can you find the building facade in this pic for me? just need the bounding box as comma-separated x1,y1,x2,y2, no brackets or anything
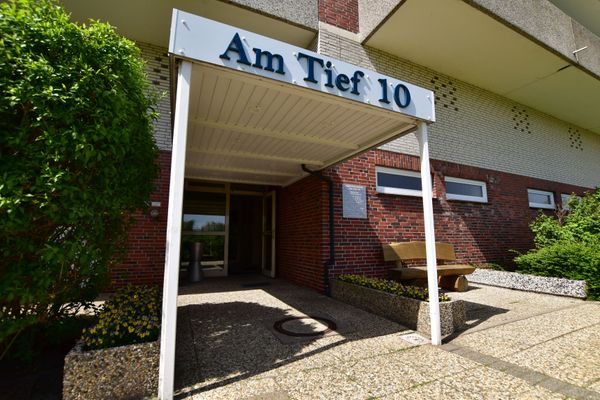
62,0,600,292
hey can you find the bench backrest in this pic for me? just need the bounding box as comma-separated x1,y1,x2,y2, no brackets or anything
382,241,456,262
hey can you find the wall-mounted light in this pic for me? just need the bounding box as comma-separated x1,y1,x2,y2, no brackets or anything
149,201,161,220
150,208,160,220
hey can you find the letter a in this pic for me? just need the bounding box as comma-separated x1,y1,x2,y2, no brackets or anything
219,33,251,66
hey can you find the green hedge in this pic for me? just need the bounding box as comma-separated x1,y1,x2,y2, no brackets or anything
338,274,450,302
81,286,160,350
0,0,158,358
515,243,600,299
514,188,600,300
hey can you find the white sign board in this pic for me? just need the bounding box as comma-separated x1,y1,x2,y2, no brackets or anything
169,9,435,122
343,184,367,219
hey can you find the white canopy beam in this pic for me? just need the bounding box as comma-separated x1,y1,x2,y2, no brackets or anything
416,121,442,346
158,60,192,400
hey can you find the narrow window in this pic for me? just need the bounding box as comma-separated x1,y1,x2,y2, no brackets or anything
560,193,581,210
445,177,487,203
375,167,424,197
527,189,555,209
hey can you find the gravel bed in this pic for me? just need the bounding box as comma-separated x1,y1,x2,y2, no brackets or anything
469,269,586,298
63,340,159,400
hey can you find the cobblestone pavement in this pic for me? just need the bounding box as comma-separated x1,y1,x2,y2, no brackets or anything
174,277,600,400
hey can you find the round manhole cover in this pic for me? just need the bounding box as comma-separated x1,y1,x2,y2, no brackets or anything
273,316,337,337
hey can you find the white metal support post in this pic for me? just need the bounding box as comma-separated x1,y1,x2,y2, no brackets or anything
416,122,442,346
158,61,192,400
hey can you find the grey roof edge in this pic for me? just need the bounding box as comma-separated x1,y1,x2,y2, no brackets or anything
221,0,318,32
463,0,600,81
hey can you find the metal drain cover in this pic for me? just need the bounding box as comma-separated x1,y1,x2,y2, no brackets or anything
273,316,337,337
400,333,430,346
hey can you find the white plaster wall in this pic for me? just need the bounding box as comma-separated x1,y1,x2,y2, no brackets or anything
318,29,600,188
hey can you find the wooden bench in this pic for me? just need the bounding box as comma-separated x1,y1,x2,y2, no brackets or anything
382,241,475,292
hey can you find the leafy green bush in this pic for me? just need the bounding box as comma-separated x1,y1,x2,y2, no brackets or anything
338,274,450,302
0,0,158,359
515,189,600,299
81,286,160,350
515,243,599,296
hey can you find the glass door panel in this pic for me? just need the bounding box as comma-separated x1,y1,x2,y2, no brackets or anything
182,191,228,277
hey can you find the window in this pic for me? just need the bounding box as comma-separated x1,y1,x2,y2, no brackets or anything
444,177,487,203
560,193,581,210
375,167,423,197
527,189,555,209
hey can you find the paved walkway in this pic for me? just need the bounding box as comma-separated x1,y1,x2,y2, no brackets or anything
174,276,600,399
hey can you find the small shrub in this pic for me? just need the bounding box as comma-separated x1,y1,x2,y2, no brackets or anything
515,242,600,299
0,0,158,358
515,188,600,300
338,274,450,302
81,286,160,350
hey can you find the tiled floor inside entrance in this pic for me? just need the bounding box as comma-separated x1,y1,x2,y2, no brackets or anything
174,276,600,400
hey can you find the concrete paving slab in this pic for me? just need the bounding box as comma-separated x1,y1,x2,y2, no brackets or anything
321,332,414,361
589,380,600,392
503,323,600,390
437,365,565,400
253,339,347,378
469,302,600,347
245,391,292,400
174,277,599,400
449,283,583,333
342,346,480,397
184,377,280,400
451,331,531,358
386,377,566,399
380,380,481,400
275,365,373,400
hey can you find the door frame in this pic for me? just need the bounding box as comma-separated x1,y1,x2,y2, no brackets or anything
183,180,275,277
261,190,276,278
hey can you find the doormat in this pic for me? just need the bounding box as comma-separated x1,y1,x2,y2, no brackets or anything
241,282,271,288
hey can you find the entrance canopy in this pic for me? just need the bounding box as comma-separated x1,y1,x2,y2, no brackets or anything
159,10,440,400
170,10,435,186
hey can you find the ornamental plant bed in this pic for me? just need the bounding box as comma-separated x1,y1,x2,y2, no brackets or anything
330,276,466,337
63,286,160,400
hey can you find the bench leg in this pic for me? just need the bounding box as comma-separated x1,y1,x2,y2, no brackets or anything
439,275,469,292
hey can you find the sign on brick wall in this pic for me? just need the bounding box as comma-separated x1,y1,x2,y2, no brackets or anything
342,184,367,218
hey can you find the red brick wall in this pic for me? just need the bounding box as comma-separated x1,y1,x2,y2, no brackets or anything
319,0,359,33
323,149,590,280
277,175,328,292
110,150,171,287
111,148,590,291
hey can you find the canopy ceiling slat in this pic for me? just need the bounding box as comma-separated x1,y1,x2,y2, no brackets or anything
185,62,418,186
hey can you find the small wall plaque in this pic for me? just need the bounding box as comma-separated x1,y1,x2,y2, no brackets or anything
342,184,367,219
